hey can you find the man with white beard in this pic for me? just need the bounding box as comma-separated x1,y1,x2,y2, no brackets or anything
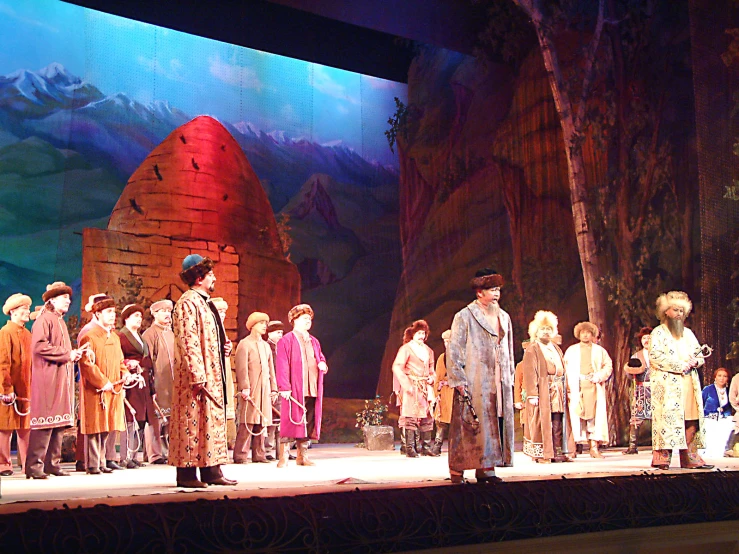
650,291,713,470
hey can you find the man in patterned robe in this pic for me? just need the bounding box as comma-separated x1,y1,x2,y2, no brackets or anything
650,291,713,470
170,254,235,488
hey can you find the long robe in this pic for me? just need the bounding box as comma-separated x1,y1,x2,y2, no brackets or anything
0,321,32,430
234,334,277,426
563,342,613,443
170,289,228,468
275,331,325,441
118,328,157,424
30,310,74,430
521,341,575,460
78,323,129,434
434,353,453,424
142,323,174,415
513,361,527,439
392,342,434,419
650,324,705,451
446,302,515,471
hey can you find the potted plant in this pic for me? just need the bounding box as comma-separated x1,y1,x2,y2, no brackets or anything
356,396,393,450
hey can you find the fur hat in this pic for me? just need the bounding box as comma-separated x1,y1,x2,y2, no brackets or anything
470,268,504,291
210,297,228,312
121,303,144,322
655,291,692,322
636,326,653,344
246,311,270,331
441,329,451,341
150,299,173,313
91,295,116,313
30,306,44,321
267,320,285,333
179,254,215,287
528,310,559,340
84,294,108,314
42,281,73,303
3,293,32,316
573,321,599,340
288,304,314,324
403,320,430,343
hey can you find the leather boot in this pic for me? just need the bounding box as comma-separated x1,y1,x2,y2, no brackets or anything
405,429,418,458
276,441,289,468
421,430,438,456
590,440,604,459
251,428,268,463
430,424,444,456
296,439,315,466
399,428,407,455
551,414,563,462
680,421,713,469
623,425,638,454
725,431,737,457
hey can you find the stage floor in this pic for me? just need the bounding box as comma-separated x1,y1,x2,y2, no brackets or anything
2,445,738,515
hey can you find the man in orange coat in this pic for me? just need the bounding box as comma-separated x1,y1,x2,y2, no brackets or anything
0,294,33,476
78,295,133,474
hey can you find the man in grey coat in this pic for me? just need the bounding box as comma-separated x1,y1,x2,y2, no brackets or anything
447,268,515,484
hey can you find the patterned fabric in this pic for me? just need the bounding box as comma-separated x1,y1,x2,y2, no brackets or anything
650,325,705,451
170,289,228,468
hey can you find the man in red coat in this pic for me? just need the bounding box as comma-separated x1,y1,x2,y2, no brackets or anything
275,304,327,468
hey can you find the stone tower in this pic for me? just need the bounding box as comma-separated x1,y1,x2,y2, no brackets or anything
82,115,300,339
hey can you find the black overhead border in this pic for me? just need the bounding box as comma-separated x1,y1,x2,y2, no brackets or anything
2,471,739,552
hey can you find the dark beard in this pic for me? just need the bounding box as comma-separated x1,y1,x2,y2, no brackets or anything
208,283,216,293
666,317,684,339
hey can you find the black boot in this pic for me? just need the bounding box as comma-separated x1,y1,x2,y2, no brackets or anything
623,425,638,455
399,428,407,455
405,429,418,458
421,430,438,456
430,424,444,456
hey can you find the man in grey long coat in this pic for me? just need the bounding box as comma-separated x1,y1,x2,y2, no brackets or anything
447,268,515,483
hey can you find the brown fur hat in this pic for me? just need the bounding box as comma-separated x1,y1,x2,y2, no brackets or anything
573,321,599,340
121,303,144,322
655,291,692,322
470,268,504,291
42,281,73,302
3,293,32,316
246,311,270,331
288,304,314,324
635,326,653,344
91,295,116,313
403,319,430,343
267,320,285,333
528,310,559,340
179,254,216,287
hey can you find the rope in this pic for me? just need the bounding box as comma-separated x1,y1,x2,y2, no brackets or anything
0,395,30,416
287,395,307,425
12,398,30,417
236,395,269,437
126,424,142,461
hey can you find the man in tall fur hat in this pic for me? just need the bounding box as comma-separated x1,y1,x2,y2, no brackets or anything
0,294,33,476
275,304,328,468
142,299,175,463
623,326,653,455
78,295,134,474
26,282,82,479
234,312,277,463
446,269,515,483
522,311,575,463
392,320,436,457
170,254,235,487
650,291,713,470
563,322,613,458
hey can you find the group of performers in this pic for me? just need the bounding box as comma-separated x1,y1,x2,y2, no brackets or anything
391,271,718,482
0,258,724,486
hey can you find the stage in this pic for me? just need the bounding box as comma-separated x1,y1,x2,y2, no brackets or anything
2,445,739,552
2,444,739,513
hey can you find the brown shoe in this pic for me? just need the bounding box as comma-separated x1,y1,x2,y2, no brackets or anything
276,442,288,468
204,477,237,486
296,439,315,466
177,479,209,488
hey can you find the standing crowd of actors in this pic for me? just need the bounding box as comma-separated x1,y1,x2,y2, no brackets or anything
0,259,722,485
391,270,716,483
0,253,328,486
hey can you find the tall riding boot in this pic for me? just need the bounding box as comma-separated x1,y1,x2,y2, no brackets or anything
725,431,738,457
399,428,407,455
251,428,268,463
296,439,315,466
405,429,418,458
590,439,604,459
551,414,563,462
421,430,438,456
276,441,289,468
623,425,638,454
430,423,444,456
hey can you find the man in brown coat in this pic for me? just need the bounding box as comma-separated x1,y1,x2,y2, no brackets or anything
26,282,83,479
0,294,33,476
233,312,277,463
78,295,133,474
